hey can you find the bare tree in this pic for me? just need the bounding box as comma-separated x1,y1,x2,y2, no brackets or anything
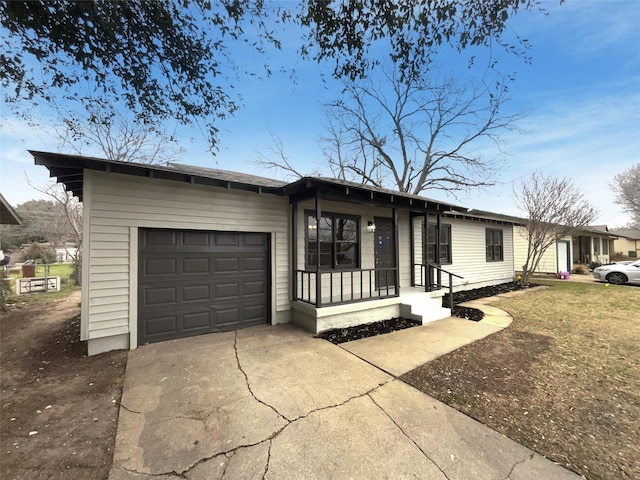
319,67,524,195
253,130,321,180
26,180,83,284
514,173,598,285
57,100,185,165
610,163,640,228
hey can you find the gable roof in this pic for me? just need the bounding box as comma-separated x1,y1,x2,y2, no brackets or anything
31,151,465,213
0,193,21,225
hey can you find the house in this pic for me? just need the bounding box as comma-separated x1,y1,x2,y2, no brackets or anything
55,244,79,262
608,228,640,259
468,210,615,275
33,151,517,355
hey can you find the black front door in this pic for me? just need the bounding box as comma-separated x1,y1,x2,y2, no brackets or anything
374,217,395,289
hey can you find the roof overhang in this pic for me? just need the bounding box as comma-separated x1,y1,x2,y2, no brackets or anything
0,193,21,225
30,151,284,201
284,177,465,214
31,150,467,214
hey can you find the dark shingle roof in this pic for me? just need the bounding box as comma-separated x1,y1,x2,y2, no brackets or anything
166,163,286,188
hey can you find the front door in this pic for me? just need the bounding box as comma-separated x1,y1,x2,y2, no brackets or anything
557,241,570,273
374,217,395,289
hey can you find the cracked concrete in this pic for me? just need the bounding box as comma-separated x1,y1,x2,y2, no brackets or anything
109,322,580,480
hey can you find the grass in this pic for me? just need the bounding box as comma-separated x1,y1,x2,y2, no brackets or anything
401,280,639,480
5,262,79,304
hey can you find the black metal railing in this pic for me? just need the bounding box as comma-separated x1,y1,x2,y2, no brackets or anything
294,267,398,307
413,263,464,313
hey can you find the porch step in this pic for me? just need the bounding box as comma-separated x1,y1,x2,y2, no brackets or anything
400,296,451,324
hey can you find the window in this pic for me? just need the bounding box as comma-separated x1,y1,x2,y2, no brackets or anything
425,223,452,264
486,229,504,262
593,237,600,255
603,238,609,255
306,211,359,269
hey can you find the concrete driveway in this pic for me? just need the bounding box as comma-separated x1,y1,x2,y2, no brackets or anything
109,320,579,480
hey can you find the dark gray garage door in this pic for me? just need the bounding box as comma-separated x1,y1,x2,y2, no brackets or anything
138,229,269,345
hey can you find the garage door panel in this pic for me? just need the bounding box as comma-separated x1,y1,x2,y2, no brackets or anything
244,280,266,296
215,282,240,300
215,233,239,247
182,284,211,302
182,257,211,274
183,311,212,331
143,286,177,307
243,256,266,272
215,257,240,273
145,230,177,247
138,229,269,345
144,258,177,276
242,233,267,247
144,314,178,336
215,307,241,326
183,231,210,247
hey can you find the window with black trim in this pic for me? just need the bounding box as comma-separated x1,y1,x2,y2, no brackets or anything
486,228,503,262
306,211,359,269
424,223,452,264
593,237,600,255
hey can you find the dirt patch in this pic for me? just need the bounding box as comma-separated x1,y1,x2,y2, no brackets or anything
401,281,640,480
1,291,128,480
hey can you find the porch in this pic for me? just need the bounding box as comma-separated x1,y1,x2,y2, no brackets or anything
291,286,449,334
285,177,464,333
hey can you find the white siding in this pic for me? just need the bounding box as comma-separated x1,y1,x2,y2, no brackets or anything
445,218,515,290
83,170,289,341
513,226,565,274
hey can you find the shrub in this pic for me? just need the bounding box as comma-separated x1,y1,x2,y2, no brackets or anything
0,269,11,310
572,264,587,275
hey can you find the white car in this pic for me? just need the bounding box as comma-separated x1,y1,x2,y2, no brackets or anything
592,260,640,285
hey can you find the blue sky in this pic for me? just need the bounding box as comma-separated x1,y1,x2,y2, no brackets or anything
1,0,639,227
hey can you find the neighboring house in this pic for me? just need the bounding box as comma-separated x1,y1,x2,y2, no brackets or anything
572,226,615,266
0,193,21,226
33,151,517,355
609,228,640,258
55,244,79,262
468,210,614,275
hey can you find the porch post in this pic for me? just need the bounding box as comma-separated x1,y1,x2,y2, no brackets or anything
291,200,297,301
409,212,415,287
392,207,400,293
315,194,322,307
436,213,442,287
424,212,428,292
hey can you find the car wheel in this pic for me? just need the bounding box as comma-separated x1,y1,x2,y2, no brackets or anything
607,272,628,285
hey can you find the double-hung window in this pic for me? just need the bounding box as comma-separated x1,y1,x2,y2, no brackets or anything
306,211,359,269
486,228,504,262
425,223,452,264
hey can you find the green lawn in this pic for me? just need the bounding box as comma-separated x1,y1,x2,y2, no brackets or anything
402,280,639,480
5,263,78,304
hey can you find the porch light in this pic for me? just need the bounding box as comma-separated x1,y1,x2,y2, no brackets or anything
367,221,376,233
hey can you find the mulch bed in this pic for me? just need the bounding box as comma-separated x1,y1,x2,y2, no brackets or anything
318,282,538,344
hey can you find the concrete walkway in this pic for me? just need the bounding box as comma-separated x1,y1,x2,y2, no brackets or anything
109,296,579,480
